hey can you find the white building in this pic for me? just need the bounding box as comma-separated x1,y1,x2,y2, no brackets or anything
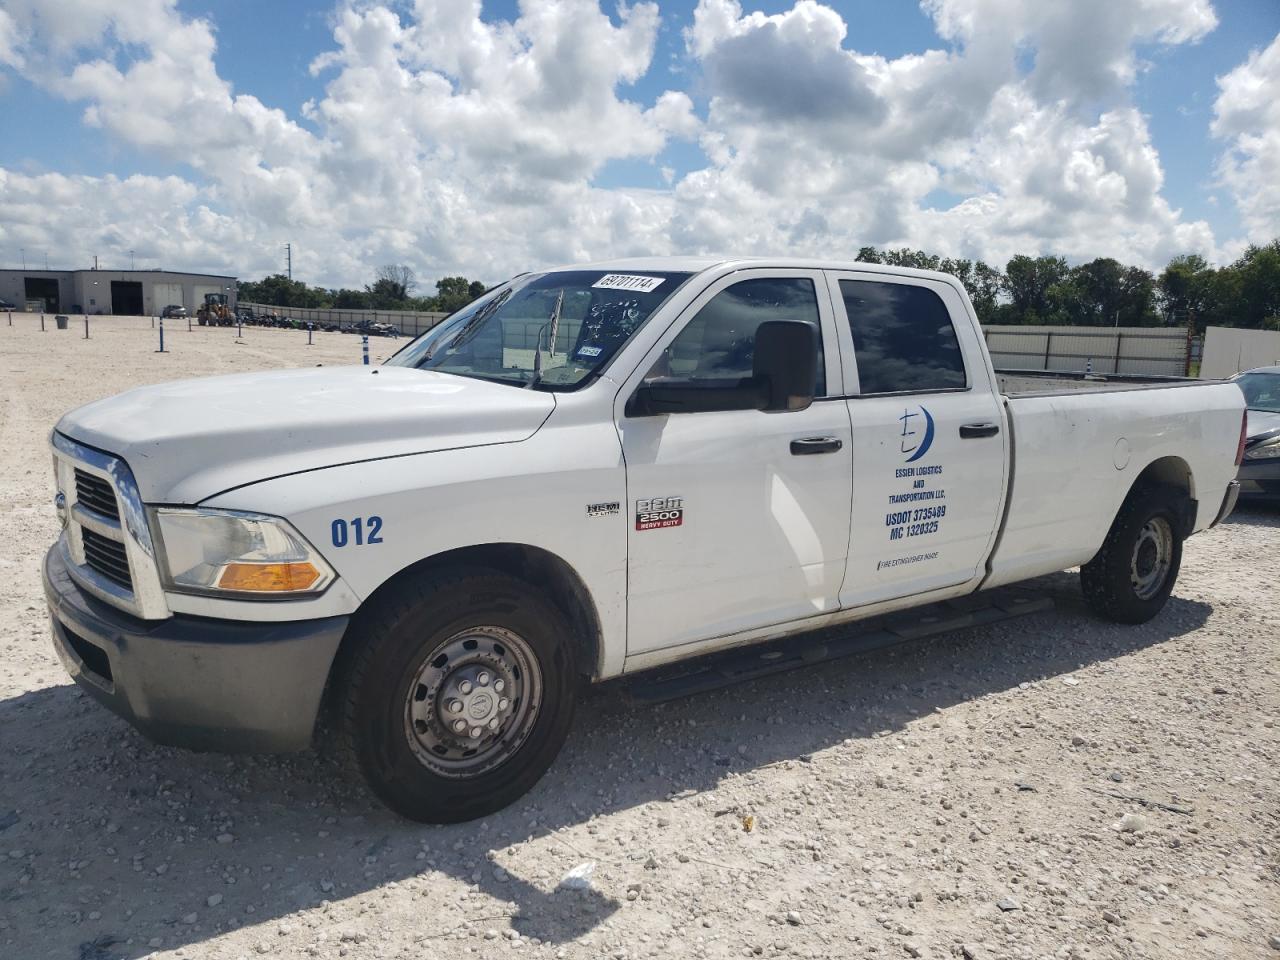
0,268,237,316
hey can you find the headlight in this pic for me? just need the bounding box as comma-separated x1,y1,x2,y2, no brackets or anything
152,509,335,597
1244,441,1280,461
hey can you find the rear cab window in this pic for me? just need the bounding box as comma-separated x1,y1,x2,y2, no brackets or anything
838,279,967,395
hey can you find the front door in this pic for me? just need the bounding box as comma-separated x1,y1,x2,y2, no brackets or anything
827,271,1007,608
618,270,854,656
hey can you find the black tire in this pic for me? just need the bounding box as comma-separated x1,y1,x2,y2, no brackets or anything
338,570,578,822
1080,486,1184,624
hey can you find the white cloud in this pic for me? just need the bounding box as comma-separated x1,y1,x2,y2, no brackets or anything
925,0,1216,103
674,0,1221,266
0,0,700,284
0,0,1248,288
0,168,247,272
0,9,24,70
914,92,1219,266
1212,34,1280,247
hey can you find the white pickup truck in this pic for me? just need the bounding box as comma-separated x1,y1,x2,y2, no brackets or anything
44,258,1245,822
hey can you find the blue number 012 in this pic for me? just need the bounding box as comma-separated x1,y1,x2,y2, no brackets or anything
331,516,383,547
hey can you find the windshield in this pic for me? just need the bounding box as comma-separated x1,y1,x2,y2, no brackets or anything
386,270,693,389
1236,371,1280,413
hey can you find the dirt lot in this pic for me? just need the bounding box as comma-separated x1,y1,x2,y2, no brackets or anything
0,315,1276,960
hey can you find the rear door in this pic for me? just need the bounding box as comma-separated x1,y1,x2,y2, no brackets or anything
827,271,1007,607
618,270,854,656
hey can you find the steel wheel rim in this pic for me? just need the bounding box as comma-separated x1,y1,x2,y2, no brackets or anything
1130,516,1173,601
403,625,542,779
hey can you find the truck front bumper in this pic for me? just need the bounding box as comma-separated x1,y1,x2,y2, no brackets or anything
44,545,349,753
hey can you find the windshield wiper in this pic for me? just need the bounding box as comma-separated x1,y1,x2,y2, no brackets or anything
422,288,512,363
527,289,563,390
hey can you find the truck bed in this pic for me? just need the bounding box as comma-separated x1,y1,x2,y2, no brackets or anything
983,375,1244,590
996,369,1213,397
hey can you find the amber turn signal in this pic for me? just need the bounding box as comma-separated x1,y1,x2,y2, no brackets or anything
217,561,323,592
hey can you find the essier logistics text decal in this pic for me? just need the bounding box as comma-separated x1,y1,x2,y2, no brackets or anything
879,406,946,570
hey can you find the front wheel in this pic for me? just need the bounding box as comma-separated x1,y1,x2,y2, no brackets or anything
1080,488,1184,624
338,571,578,822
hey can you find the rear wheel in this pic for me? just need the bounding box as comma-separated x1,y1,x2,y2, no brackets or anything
338,571,577,822
1080,487,1184,624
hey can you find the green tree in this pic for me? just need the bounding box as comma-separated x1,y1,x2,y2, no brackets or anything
1234,241,1280,330
1045,273,1088,325
365,264,416,308
431,276,485,314
881,248,941,270
1177,241,1280,330
1002,255,1068,323
1157,254,1214,327
1118,265,1160,327
968,261,1004,319
331,288,371,309
237,274,330,308
1074,258,1127,325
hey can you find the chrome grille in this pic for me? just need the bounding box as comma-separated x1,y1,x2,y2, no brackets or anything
51,432,169,620
74,469,120,520
81,527,133,590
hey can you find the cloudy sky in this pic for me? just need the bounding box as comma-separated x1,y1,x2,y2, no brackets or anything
0,0,1277,290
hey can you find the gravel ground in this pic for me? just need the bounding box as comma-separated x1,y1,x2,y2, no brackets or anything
0,315,1276,960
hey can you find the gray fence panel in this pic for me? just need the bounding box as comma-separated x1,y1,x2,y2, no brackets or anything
240,302,449,337
981,325,1191,377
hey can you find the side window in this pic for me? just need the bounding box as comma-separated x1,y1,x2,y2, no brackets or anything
646,277,825,394
840,280,966,394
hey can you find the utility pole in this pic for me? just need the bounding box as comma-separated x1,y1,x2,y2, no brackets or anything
94,255,99,270
130,249,135,270
286,243,292,280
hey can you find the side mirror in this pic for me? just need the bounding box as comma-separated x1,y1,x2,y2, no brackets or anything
627,318,818,416
753,319,818,411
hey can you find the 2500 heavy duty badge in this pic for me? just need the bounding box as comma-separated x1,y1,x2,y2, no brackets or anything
636,497,684,531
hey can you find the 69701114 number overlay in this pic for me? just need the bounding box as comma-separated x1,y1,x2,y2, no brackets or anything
331,516,384,547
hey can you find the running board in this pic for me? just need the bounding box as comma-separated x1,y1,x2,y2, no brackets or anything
622,586,1053,705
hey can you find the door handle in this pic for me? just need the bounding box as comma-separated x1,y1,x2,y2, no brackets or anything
959,422,1000,439
790,437,843,455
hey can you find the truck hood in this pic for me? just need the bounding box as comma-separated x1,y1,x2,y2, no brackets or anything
56,366,555,503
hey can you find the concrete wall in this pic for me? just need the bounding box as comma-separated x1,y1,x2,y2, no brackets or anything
1200,326,1280,379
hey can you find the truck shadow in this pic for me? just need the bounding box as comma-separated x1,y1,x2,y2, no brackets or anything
0,572,1212,958
1221,502,1280,526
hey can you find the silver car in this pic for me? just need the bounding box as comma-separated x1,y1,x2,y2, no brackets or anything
1234,365,1280,502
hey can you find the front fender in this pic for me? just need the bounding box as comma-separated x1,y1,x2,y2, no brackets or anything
201,420,630,678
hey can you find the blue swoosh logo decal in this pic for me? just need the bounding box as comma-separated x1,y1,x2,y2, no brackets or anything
904,406,934,463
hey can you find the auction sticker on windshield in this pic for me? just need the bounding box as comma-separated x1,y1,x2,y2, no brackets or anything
592,274,665,293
